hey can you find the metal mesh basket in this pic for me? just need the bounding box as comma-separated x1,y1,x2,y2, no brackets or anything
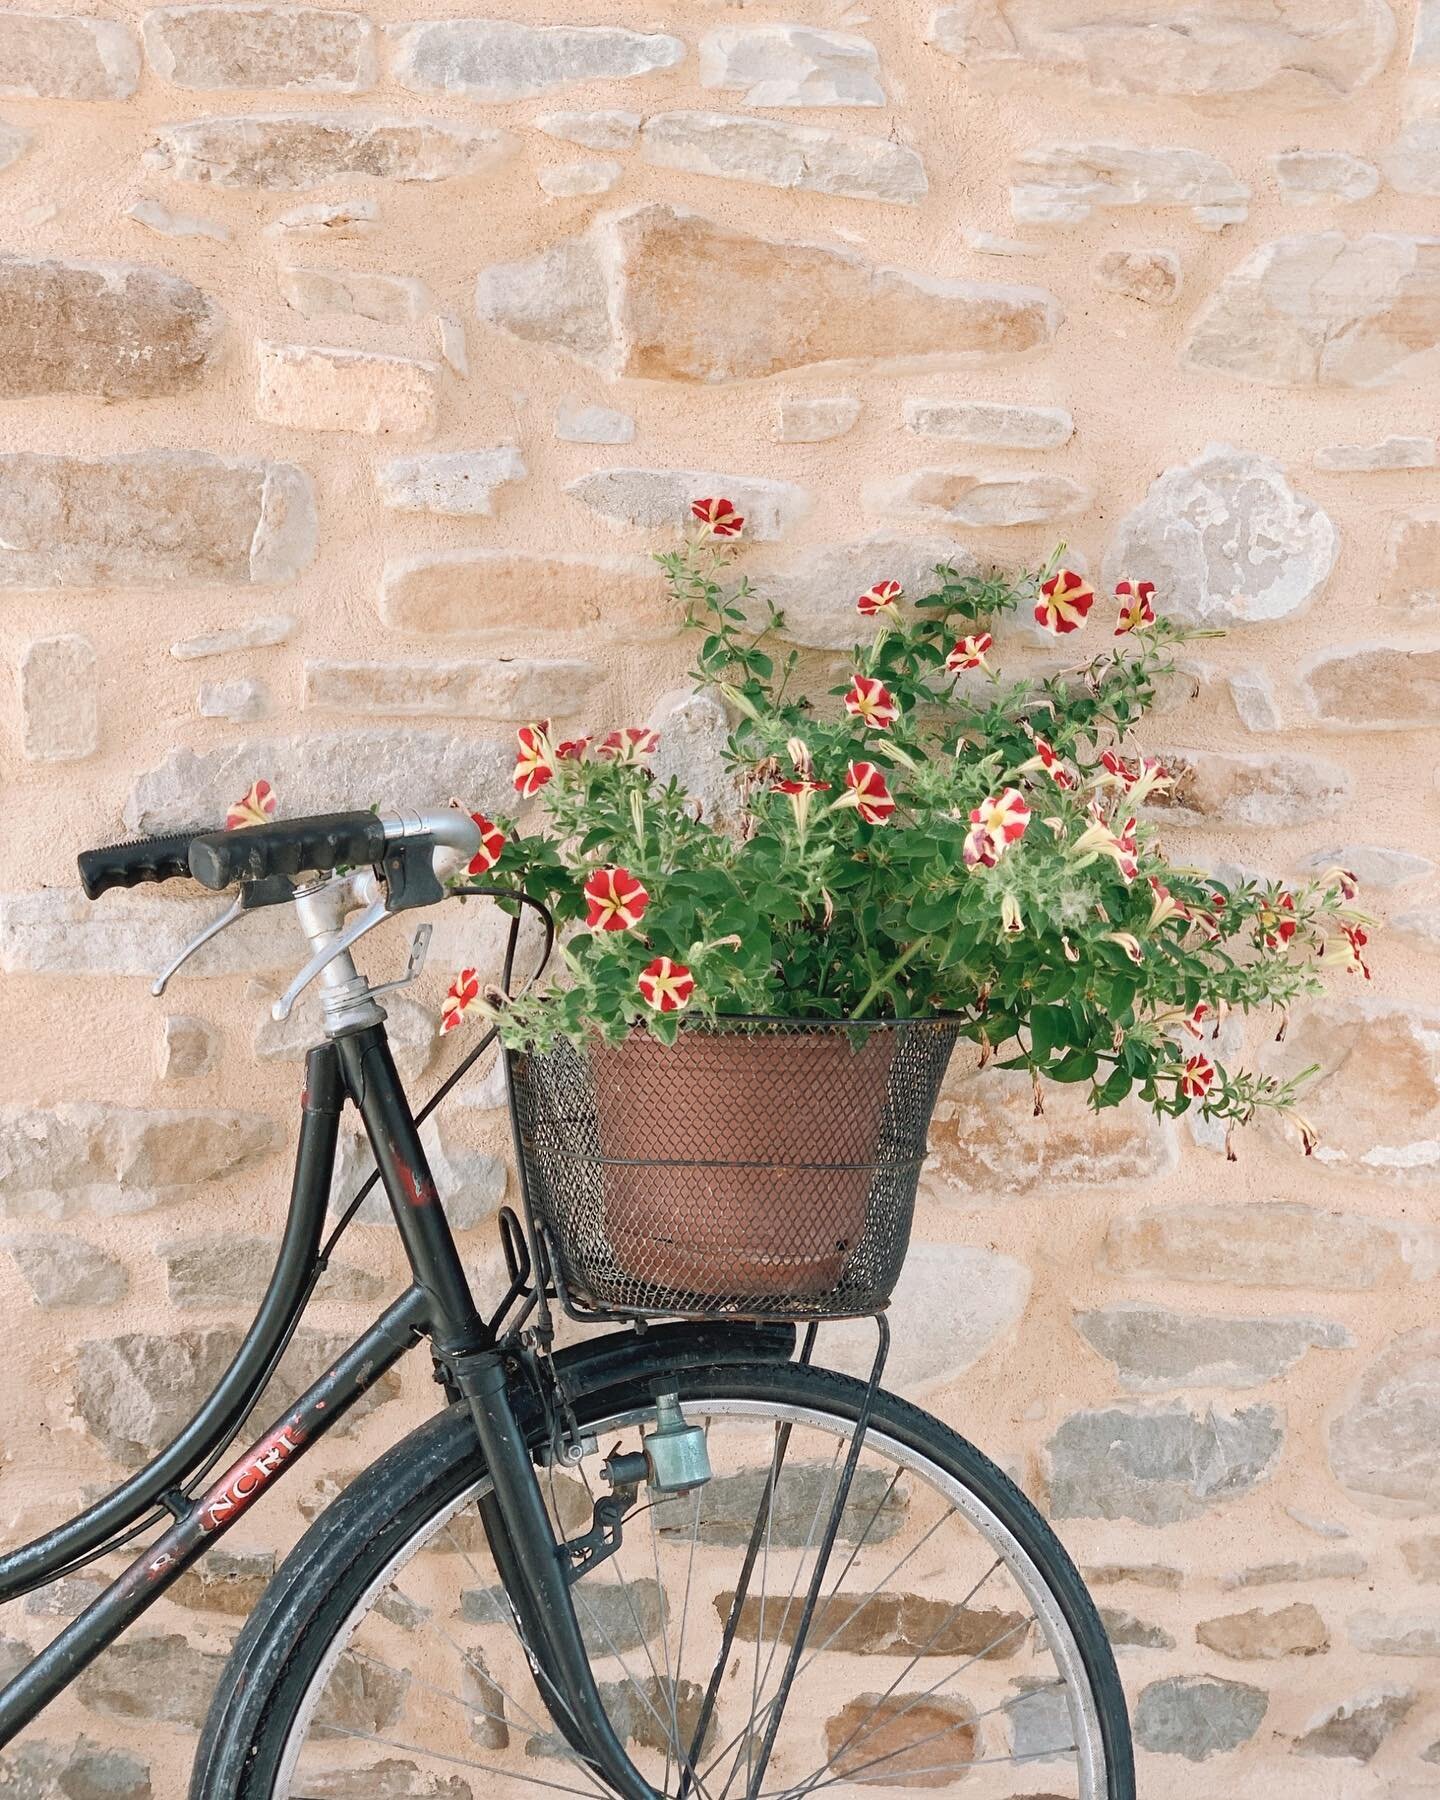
506,1018,960,1322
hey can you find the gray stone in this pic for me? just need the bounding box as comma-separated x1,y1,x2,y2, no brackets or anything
25,1574,114,1619
1101,1198,1433,1289
18,635,97,762
699,24,883,106
76,1326,400,1464
927,0,1396,106
1294,1687,1415,1762
377,448,526,516
1008,142,1247,226
4,1233,128,1307
648,687,743,831
476,203,1061,383
1349,1610,1440,1655
640,112,926,206
1228,669,1281,733
903,397,1072,448
534,109,640,151
143,5,373,92
280,265,429,323
1315,435,1436,470
1220,1552,1365,1588
390,19,682,101
125,728,513,834
168,1546,275,1617
77,1632,226,1728
1196,1602,1329,1659
555,397,634,444
0,1636,28,1684
1184,233,1440,389
773,394,860,443
537,158,621,197
1153,746,1348,826
1330,1330,1440,1508
0,451,316,588
757,535,977,651
1295,843,1433,887
161,1233,385,1308
654,1461,906,1549
1074,1303,1348,1391
171,615,293,660
146,113,515,189
1098,1607,1175,1650
254,984,436,1083
127,197,230,242
329,1122,506,1230
1132,1678,1267,1760
0,1736,151,1800
1417,0,1440,64
566,468,809,541
1085,1563,1183,1591
464,1578,665,1657
1092,246,1181,305
0,890,303,983
289,1761,469,1798
1103,445,1336,627
0,256,222,399
1272,149,1379,204
304,657,598,721
1382,117,1440,196
867,466,1090,527
1046,1404,1283,1524
197,678,269,723
0,1105,278,1220
0,12,140,100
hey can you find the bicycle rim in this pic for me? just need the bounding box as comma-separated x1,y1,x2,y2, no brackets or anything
259,1381,1122,1799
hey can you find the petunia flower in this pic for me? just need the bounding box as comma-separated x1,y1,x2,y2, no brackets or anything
1098,749,1170,805
1000,893,1023,934
1146,876,1189,930
1114,578,1157,635
467,812,506,876
596,727,660,764
1180,1054,1215,1099
856,579,903,618
583,865,650,932
833,761,895,825
1072,815,1139,883
440,968,480,1034
965,788,1031,867
1023,733,1078,791
638,956,695,1013
946,632,993,675
513,722,555,797
1104,931,1145,966
555,736,590,761
1257,892,1297,949
1182,1001,1211,1040
227,778,277,830
1034,569,1094,635
1328,923,1373,980
844,675,900,730
691,497,744,537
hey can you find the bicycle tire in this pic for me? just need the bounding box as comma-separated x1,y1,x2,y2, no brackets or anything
193,1360,1134,1800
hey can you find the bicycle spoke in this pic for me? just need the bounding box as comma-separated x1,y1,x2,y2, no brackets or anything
310,1724,607,1796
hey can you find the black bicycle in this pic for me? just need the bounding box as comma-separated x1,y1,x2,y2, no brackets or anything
0,805,1134,1799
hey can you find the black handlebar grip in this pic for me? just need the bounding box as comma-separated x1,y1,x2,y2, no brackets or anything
77,832,202,900
187,812,389,891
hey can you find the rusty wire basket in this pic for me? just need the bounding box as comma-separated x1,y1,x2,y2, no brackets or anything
506,1017,960,1322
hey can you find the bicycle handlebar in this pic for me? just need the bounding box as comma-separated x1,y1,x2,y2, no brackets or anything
77,830,204,899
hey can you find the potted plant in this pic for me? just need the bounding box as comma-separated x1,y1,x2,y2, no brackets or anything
443,500,1369,1312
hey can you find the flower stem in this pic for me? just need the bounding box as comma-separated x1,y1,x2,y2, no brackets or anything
849,939,925,1019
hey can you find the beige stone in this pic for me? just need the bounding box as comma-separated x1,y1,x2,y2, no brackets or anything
1383,512,1440,615
1300,642,1440,729
1331,1332,1440,1508
17,635,97,763
1008,142,1248,226
477,203,1061,381
1101,1200,1429,1289
280,266,430,324
773,394,860,442
0,11,139,100
303,657,599,720
0,450,315,588
1273,149,1380,204
639,112,927,205
1154,746,1349,825
391,19,682,101
1092,246,1182,305
1184,234,1440,388
567,468,809,540
1197,1603,1330,1660
903,397,1072,447
377,449,525,516
753,535,980,651
146,113,515,188
867,466,1090,527
928,0,1397,106
1315,436,1436,471
824,1694,977,1787
380,548,658,638
700,24,884,107
537,158,620,198
0,256,222,399
142,6,374,92
535,108,640,151
255,341,441,438
171,615,293,660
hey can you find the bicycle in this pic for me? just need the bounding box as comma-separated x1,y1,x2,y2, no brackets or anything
0,804,1135,1799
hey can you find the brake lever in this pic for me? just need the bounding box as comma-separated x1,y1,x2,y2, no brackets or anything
271,897,387,1022
150,875,295,997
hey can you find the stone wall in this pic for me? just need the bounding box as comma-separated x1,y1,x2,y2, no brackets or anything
1,0,1439,1792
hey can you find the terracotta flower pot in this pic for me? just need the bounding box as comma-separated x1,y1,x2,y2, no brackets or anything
586,1028,903,1300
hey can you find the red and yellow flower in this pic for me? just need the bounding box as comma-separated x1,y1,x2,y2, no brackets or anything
440,968,480,1034
1180,1055,1215,1099
1257,892,1296,949
835,761,896,825
226,778,277,830
691,496,744,538
467,812,506,876
1034,569,1094,635
1146,876,1189,930
596,727,660,764
946,632,993,675
844,675,900,730
1025,733,1078,791
513,722,555,797
638,956,695,1013
856,579,903,618
1114,578,1156,635
1072,814,1139,883
583,865,650,932
555,735,590,761
965,788,1031,868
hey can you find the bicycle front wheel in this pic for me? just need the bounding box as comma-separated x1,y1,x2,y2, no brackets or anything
194,1359,1133,1800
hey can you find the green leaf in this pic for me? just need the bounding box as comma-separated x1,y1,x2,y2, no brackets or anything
1049,1050,1099,1083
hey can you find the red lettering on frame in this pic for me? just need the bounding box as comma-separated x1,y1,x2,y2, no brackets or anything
199,1423,304,1533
